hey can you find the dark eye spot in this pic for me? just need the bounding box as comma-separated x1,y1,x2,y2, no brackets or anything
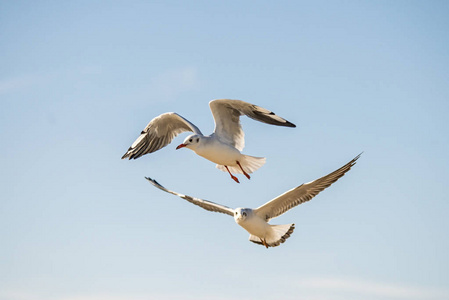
196,138,199,142
189,139,192,142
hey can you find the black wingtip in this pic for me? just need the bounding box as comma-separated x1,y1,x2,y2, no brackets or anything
285,121,296,128
121,147,134,159
145,176,164,188
350,152,363,166
251,109,297,128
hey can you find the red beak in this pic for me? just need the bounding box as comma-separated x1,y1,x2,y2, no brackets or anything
176,143,186,150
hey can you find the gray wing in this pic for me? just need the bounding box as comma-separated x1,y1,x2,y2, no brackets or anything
145,177,235,217
254,153,361,221
209,99,296,151
122,112,202,159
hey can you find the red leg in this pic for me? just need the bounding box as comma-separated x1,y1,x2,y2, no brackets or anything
225,166,239,183
236,161,251,180
260,238,269,248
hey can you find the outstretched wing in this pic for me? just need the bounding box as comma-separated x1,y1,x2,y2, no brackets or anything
209,99,296,151
122,112,202,159
145,177,235,217
254,153,361,221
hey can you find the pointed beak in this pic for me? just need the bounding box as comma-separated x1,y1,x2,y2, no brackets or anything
176,143,186,150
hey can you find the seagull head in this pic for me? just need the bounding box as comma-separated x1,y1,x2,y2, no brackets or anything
234,208,250,223
176,134,202,150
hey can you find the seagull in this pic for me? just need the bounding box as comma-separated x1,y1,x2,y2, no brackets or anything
145,153,361,248
122,99,296,183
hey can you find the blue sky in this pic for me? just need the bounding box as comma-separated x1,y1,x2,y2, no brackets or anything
1,1,448,299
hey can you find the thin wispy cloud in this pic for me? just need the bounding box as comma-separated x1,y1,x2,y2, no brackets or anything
0,74,42,95
0,65,103,96
62,294,232,300
295,277,449,300
5,281,448,300
146,67,200,101
0,291,232,300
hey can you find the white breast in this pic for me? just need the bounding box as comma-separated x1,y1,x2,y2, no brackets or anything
236,213,270,238
194,137,242,166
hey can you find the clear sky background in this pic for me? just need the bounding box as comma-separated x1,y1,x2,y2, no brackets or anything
1,1,448,300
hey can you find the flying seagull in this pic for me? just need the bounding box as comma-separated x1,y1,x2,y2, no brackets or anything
145,153,361,248
122,99,295,183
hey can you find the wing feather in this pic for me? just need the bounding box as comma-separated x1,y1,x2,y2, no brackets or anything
254,153,361,221
122,112,202,159
209,99,296,151
145,177,235,217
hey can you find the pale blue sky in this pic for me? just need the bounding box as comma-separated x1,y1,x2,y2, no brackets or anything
1,1,448,299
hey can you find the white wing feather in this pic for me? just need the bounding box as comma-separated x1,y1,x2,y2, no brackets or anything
254,154,361,221
122,112,202,159
145,177,235,216
209,99,296,151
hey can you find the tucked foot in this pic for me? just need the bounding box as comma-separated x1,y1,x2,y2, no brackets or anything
260,238,269,249
236,161,251,180
231,175,240,183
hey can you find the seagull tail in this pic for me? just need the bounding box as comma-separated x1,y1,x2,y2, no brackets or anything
249,224,295,248
216,155,266,175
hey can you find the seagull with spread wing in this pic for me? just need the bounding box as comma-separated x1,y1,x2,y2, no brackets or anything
146,153,361,248
122,99,296,183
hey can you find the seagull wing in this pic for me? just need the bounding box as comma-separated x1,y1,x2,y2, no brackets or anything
122,112,202,159
209,99,296,151
254,153,361,221
145,177,235,217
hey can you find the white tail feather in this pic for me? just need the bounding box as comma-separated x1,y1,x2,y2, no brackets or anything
216,155,266,174
249,224,295,248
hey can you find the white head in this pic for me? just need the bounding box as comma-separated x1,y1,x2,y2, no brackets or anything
176,134,202,150
233,208,251,223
